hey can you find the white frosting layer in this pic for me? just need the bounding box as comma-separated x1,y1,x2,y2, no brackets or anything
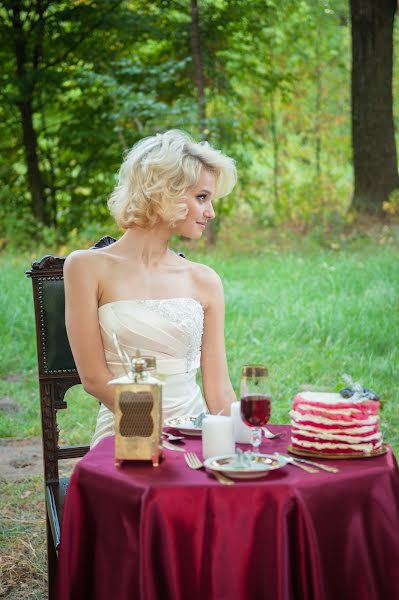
296,392,346,404
292,428,382,444
294,403,370,416
290,410,378,428
291,436,382,453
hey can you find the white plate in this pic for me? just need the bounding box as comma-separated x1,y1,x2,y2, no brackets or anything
203,453,287,480
165,415,203,437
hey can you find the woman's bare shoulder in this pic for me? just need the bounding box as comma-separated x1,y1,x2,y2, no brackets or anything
63,248,120,304
64,249,120,290
188,260,221,284
64,248,115,275
186,259,223,307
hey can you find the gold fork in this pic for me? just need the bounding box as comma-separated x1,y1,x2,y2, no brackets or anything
184,452,235,486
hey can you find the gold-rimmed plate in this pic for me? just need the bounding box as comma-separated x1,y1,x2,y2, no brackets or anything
203,453,287,480
165,416,203,437
287,444,388,460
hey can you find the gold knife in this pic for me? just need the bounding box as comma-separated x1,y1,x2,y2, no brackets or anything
285,456,339,473
275,453,319,473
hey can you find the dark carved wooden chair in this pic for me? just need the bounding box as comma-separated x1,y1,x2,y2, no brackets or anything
26,236,116,598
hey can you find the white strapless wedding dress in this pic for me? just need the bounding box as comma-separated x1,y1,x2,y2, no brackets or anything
90,297,206,448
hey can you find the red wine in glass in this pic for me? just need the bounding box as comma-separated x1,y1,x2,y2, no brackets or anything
241,394,271,427
240,394,271,452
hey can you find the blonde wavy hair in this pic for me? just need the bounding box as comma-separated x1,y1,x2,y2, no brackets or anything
108,129,237,229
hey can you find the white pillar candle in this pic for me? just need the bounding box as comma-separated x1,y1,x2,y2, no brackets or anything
230,401,252,443
202,415,235,460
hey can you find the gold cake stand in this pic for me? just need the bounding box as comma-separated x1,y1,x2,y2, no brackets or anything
287,444,388,460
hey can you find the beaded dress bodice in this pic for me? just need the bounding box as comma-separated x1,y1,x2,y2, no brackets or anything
91,298,206,448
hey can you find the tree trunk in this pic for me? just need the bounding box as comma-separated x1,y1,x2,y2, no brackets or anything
19,99,46,222
350,0,399,213
190,0,208,140
190,0,216,243
12,1,47,223
270,91,280,211
315,54,322,181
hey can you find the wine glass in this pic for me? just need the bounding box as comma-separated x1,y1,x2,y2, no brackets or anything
240,365,271,453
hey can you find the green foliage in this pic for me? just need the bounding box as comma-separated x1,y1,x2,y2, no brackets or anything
383,188,399,216
0,0,358,246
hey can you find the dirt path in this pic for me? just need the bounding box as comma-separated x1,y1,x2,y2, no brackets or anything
0,437,43,480
0,438,79,480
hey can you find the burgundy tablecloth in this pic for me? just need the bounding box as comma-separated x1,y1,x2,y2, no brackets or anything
54,425,399,600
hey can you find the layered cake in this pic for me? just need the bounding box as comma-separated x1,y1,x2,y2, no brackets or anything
290,389,382,456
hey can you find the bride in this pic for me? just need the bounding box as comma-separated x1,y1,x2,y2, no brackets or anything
64,129,237,448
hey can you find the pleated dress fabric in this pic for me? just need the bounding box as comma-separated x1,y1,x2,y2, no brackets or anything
90,297,206,448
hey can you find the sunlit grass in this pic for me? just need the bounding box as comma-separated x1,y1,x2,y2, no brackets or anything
0,231,398,452
1,230,398,597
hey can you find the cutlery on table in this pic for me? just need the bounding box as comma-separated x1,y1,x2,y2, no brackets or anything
274,452,319,473
279,455,339,473
162,432,185,442
184,452,235,486
162,440,186,452
263,427,284,440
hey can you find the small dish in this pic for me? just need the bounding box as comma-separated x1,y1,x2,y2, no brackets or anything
203,453,287,480
165,416,203,437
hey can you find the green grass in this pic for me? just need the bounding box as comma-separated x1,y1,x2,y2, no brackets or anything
1,228,398,452
0,477,46,598
1,228,398,597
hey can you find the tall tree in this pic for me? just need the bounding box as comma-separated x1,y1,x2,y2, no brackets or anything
0,0,135,227
350,0,399,213
7,1,47,222
190,0,208,139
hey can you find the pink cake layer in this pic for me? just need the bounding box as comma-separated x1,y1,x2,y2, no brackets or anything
292,430,382,445
293,394,379,423
290,410,378,430
290,423,380,438
291,391,382,455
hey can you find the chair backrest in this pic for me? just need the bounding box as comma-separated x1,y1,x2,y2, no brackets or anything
26,236,116,487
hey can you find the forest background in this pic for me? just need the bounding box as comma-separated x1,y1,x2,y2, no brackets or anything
1,0,399,249
1,1,399,598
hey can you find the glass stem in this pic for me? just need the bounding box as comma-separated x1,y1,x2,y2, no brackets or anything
251,428,262,453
